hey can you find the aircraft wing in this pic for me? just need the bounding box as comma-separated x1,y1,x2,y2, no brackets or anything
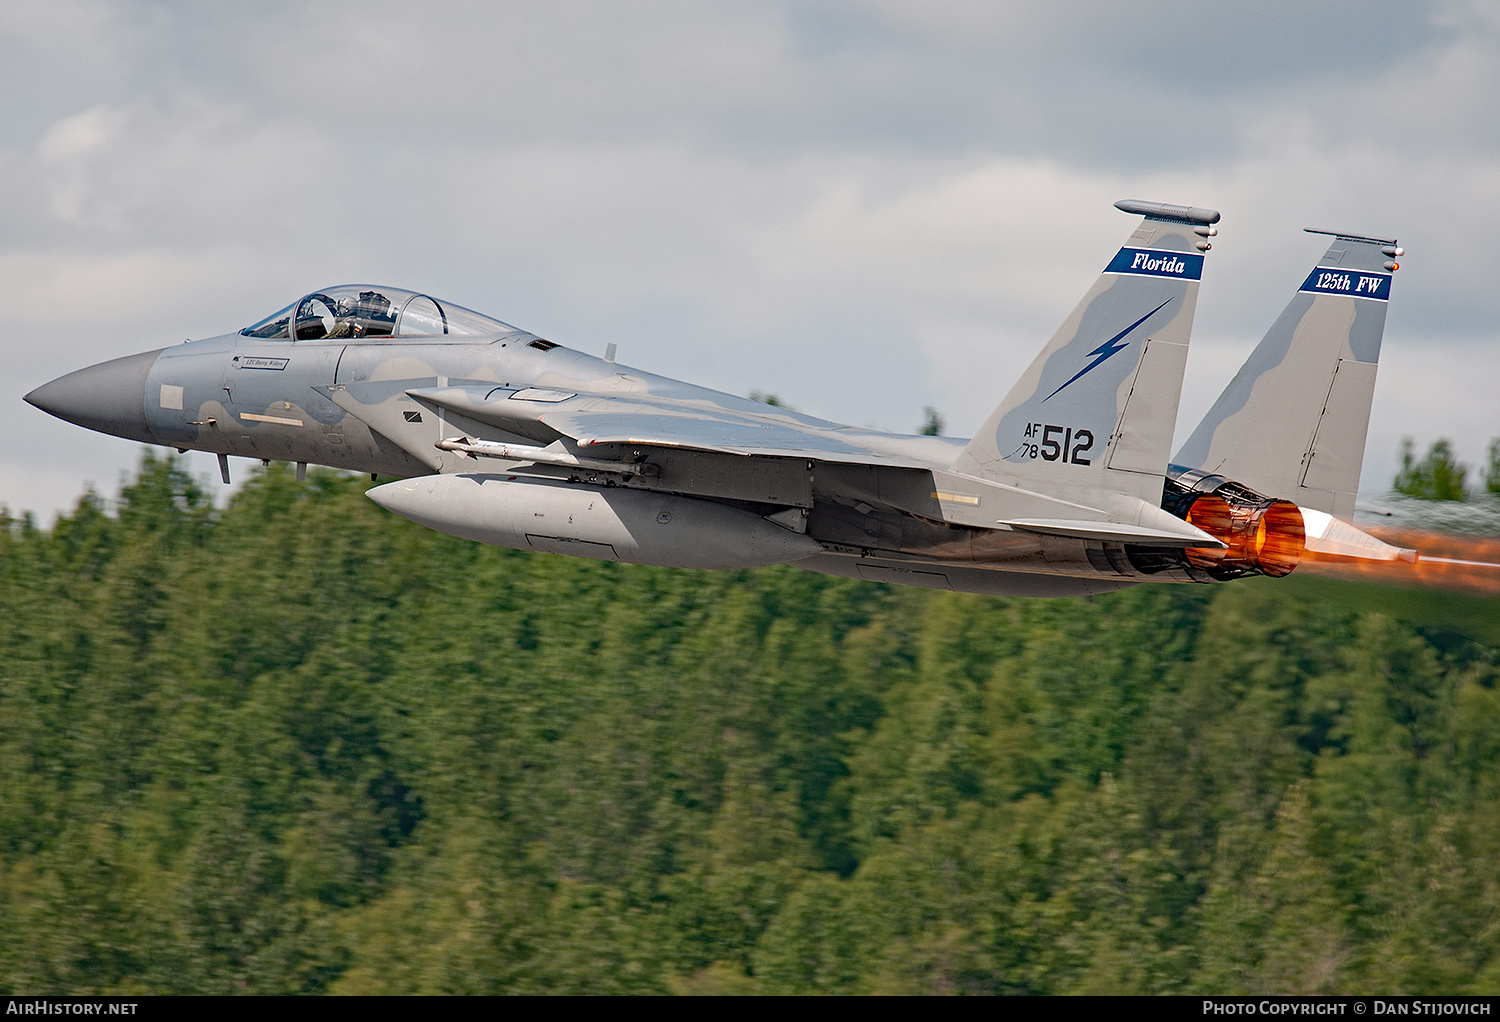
562,411,920,464
406,385,945,468
404,383,1217,546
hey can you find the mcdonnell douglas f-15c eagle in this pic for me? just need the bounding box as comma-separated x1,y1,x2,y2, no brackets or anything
25,200,1412,597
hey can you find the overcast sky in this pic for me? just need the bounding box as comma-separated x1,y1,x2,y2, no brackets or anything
5,0,1498,522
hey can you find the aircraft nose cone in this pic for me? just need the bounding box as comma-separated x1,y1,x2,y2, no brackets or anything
25,348,165,444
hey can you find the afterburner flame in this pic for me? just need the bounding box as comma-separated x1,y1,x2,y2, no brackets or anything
1184,495,1305,578
1300,527,1500,596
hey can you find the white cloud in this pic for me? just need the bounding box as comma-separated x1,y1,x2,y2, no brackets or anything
20,99,333,244
3,1,1497,524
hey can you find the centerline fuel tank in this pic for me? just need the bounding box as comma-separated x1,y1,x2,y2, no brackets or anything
366,473,822,569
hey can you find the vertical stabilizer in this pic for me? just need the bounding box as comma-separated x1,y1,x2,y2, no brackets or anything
1173,230,1399,519
952,200,1216,510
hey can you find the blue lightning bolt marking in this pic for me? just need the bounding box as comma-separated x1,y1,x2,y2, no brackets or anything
1042,298,1173,402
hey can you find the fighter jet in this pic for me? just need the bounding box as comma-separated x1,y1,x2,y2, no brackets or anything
24,199,1407,597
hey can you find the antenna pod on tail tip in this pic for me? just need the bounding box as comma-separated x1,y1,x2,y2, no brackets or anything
1305,227,1398,247
1114,199,1221,225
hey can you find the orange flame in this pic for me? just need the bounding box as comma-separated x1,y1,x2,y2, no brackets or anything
1185,495,1305,577
1299,526,1500,596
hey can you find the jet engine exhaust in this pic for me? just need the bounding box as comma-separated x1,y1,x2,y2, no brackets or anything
1299,526,1500,596
1154,471,1306,580
1182,493,1305,578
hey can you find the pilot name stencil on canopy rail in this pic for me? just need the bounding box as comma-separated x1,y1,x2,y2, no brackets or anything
26,200,1416,596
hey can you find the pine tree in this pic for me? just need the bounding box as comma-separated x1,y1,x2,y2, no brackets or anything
1394,437,1469,500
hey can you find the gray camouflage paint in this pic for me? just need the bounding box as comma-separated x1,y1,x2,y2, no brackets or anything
1173,234,1394,520
951,214,1207,512
31,202,1392,596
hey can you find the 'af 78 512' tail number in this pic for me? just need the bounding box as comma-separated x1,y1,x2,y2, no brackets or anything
1013,423,1094,465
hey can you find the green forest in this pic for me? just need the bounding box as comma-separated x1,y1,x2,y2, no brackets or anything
3,453,1500,995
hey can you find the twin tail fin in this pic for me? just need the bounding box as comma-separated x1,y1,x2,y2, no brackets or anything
951,199,1219,510
1173,228,1400,520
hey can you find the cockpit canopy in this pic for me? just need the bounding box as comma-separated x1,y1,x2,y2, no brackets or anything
241,286,516,340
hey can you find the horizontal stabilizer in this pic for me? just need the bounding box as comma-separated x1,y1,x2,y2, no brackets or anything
999,517,1223,548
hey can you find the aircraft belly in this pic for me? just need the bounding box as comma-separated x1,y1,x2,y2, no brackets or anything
812,488,1228,587
796,553,1138,597
855,563,954,589
813,504,1114,576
